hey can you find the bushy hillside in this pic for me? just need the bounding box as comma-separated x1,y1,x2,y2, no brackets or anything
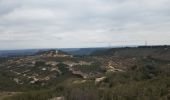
1,46,170,100
92,46,170,60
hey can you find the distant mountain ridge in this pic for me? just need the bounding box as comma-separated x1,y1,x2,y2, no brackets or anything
61,48,110,56
0,49,40,57
0,45,169,57
91,45,170,61
0,48,109,57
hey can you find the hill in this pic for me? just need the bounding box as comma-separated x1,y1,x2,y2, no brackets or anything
1,46,170,100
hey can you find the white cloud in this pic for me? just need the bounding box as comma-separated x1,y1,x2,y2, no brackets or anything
2,8,56,21
0,0,170,49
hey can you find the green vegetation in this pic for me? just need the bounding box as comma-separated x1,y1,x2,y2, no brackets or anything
1,46,170,100
58,63,70,74
4,57,170,100
0,70,19,91
34,61,46,67
73,62,103,73
3,90,55,100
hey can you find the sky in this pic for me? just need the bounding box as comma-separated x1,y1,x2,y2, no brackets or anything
0,0,170,50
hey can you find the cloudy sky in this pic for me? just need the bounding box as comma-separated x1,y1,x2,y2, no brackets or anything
0,0,170,50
